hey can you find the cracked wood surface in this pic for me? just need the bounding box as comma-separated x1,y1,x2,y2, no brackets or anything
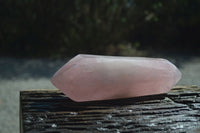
20,85,200,133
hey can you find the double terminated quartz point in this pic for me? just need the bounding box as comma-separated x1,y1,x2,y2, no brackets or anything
51,54,181,102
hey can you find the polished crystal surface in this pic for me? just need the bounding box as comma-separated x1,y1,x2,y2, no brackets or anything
51,54,182,102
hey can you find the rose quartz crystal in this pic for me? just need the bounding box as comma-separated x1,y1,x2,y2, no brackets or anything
51,54,181,102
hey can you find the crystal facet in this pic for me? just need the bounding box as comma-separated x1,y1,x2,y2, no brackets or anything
51,54,181,102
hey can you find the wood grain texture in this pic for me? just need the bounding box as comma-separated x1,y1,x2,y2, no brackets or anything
20,85,200,133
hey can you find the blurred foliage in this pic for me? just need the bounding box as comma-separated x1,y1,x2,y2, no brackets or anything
0,0,200,58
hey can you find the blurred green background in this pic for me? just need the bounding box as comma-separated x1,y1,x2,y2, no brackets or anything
1,0,200,58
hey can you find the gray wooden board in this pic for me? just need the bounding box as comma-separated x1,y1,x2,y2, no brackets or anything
20,86,200,133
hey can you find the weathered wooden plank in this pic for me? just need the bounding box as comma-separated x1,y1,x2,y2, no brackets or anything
20,85,200,133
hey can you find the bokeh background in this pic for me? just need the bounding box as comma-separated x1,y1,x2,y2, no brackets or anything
0,0,200,132
1,0,200,57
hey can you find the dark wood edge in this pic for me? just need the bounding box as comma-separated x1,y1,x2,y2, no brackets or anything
20,91,24,133
19,85,199,93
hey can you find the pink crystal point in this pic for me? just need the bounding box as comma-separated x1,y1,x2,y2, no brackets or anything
51,54,181,102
